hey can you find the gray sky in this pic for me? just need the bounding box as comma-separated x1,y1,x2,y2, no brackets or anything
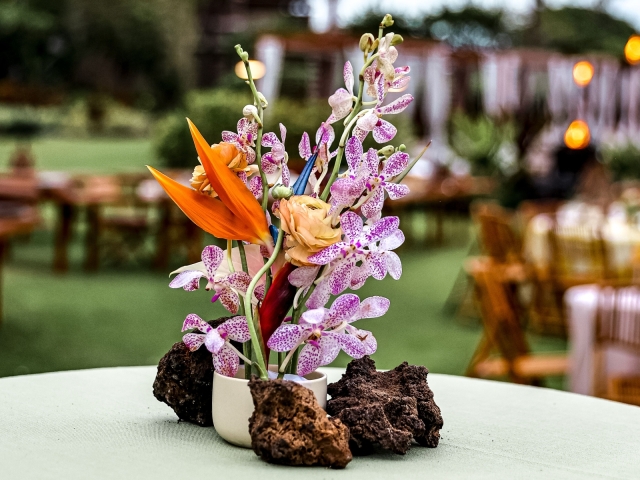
309,0,640,32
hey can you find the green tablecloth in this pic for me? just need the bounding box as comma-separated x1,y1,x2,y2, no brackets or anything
1,366,639,479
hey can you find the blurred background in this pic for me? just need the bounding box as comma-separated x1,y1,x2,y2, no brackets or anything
2,0,640,405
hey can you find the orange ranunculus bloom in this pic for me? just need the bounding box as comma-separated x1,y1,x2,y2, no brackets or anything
276,195,342,266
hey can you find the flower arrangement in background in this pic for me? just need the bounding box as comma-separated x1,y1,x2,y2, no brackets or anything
148,14,428,381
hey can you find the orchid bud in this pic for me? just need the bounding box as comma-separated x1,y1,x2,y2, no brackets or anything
390,34,404,46
257,92,268,109
271,184,293,200
378,145,395,157
371,39,379,51
359,33,375,52
243,105,258,119
398,144,407,152
381,14,394,28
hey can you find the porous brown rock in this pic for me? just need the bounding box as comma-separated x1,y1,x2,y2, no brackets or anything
327,356,443,455
153,318,229,427
248,378,352,469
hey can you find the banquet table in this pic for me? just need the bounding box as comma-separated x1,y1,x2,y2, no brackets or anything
1,367,639,479
566,284,640,395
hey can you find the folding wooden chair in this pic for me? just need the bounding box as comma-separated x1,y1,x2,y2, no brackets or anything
465,257,569,385
593,287,640,406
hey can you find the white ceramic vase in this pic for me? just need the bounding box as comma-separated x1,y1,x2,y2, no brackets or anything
212,365,327,448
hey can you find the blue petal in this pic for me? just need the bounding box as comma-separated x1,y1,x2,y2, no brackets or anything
269,225,279,245
292,152,318,196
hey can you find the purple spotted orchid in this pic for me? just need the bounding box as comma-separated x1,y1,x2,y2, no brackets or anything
302,212,402,308
329,136,410,218
299,123,337,194
182,314,251,377
267,294,389,376
261,123,290,186
169,245,262,314
327,61,354,124
222,117,258,164
353,76,413,144
363,32,411,97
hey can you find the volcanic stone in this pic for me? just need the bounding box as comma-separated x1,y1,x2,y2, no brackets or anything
327,356,443,455
248,378,352,469
153,318,230,427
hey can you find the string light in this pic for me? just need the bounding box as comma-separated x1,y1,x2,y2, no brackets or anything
234,60,266,80
625,35,640,65
572,61,594,87
564,120,590,150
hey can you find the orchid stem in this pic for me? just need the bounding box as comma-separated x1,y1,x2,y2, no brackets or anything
237,241,248,273
235,44,269,211
243,228,284,380
243,340,253,379
226,239,235,272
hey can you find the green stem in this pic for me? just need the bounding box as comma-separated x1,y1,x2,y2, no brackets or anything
237,241,249,273
243,228,285,380
235,45,269,211
244,340,253,379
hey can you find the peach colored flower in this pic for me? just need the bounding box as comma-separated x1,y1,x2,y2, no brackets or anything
276,195,342,266
190,142,258,196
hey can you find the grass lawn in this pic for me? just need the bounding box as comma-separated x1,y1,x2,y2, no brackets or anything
0,136,154,173
0,136,567,385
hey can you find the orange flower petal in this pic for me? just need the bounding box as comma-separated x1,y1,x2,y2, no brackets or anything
147,166,262,244
186,118,271,246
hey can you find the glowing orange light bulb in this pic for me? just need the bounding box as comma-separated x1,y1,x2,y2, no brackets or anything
564,120,591,150
572,61,594,87
625,35,640,65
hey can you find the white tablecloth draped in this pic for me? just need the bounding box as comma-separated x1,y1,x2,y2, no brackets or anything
565,284,640,395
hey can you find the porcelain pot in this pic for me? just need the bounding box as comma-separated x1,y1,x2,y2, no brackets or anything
212,365,327,448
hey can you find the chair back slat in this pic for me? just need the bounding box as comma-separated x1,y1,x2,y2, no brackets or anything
471,259,531,361
596,287,640,353
472,203,522,264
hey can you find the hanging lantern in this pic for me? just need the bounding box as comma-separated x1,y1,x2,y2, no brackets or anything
625,35,640,65
572,61,594,87
564,120,591,150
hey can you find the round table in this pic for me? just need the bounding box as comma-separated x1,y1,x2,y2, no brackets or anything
1,367,638,479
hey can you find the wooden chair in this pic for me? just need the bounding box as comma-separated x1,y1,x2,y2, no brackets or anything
98,173,153,267
465,257,569,384
472,202,523,266
0,174,40,323
593,286,640,406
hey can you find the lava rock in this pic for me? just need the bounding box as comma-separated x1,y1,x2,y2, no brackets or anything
248,378,352,469
153,318,229,427
327,356,443,455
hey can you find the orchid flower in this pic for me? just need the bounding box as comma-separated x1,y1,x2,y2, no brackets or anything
182,314,251,377
304,212,401,307
148,120,272,248
329,136,410,218
169,245,252,313
363,33,410,97
359,150,410,219
327,62,354,124
261,123,290,186
353,77,413,144
267,294,389,375
328,136,371,212
298,123,337,194
169,243,277,305
222,117,258,164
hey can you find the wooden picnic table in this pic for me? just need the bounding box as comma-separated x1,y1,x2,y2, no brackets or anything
384,174,496,245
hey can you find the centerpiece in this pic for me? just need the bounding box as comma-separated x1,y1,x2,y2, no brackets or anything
151,13,442,468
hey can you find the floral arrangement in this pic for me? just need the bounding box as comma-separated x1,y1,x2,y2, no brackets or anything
149,14,427,381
